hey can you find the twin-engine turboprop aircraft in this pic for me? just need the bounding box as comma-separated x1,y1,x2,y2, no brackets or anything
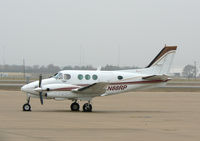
21,46,177,112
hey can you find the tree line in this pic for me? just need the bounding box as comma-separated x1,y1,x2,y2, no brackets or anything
0,64,198,79
0,64,138,74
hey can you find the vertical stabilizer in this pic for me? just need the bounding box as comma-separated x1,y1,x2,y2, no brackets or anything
146,46,177,74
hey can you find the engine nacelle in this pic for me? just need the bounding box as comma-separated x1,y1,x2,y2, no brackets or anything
42,84,80,92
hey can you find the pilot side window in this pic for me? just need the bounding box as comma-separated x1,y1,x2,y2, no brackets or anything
64,74,71,80
58,73,63,79
55,73,63,79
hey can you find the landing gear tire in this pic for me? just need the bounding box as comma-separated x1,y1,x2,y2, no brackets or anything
23,103,31,111
71,102,80,111
83,103,92,112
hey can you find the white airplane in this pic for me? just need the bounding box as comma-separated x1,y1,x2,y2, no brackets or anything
21,46,177,112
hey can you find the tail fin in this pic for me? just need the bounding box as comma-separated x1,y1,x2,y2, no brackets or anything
146,46,177,74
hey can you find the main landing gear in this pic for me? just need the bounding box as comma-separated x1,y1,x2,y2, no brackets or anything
70,101,80,111
23,96,31,111
83,103,92,112
70,101,92,112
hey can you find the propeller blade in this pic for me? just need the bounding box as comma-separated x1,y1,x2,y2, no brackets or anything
39,74,42,87
39,92,43,105
39,74,43,105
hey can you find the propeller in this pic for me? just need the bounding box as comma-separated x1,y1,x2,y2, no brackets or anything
38,74,43,105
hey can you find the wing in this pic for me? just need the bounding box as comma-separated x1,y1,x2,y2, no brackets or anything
142,75,170,81
72,82,109,95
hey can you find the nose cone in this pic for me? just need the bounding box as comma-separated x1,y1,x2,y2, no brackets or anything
21,82,39,94
21,84,28,92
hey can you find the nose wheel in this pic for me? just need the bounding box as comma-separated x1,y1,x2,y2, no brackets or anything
23,103,31,111
22,95,31,111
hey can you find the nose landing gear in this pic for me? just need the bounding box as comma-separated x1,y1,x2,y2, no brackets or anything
22,96,31,111
23,103,31,111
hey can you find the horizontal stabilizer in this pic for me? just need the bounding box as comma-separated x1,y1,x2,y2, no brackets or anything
142,75,170,81
72,82,109,95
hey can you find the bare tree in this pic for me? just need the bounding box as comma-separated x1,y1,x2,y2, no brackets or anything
182,64,197,79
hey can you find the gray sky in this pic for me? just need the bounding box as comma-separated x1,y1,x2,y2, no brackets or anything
0,0,200,68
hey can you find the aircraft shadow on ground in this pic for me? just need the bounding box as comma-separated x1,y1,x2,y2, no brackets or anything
30,109,171,114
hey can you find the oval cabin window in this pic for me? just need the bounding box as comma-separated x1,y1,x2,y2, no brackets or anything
92,75,98,80
117,76,123,80
85,74,91,80
78,74,83,80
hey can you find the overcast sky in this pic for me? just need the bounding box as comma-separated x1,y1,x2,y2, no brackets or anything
0,0,200,68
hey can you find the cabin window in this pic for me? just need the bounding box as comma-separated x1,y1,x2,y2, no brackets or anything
92,74,98,80
85,74,91,80
78,74,83,80
118,76,123,80
64,74,71,80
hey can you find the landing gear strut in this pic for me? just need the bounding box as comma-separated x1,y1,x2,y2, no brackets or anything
83,102,92,112
70,102,80,111
23,96,31,111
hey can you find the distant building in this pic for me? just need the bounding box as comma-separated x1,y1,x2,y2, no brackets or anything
0,73,8,78
170,66,184,77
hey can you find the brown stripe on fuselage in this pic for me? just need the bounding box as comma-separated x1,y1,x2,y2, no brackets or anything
146,46,177,68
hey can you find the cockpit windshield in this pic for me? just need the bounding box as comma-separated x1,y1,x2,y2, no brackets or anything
54,72,63,79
